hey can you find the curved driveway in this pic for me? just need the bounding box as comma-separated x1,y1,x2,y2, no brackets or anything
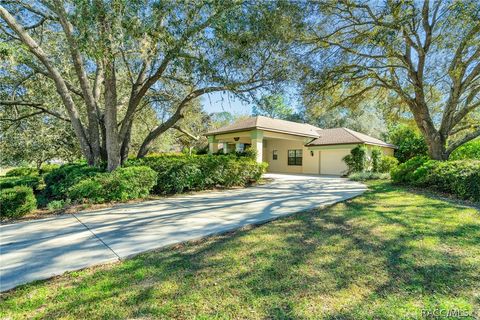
0,173,366,291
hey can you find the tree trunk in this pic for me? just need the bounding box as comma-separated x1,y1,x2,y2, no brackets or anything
425,131,448,160
104,59,121,171
120,125,132,165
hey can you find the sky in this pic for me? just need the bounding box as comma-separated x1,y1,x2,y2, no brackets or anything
201,92,253,116
201,86,303,116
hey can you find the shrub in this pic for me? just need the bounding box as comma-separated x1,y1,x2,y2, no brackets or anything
39,164,61,175
371,148,382,172
343,145,368,174
449,138,480,160
44,163,103,200
47,199,71,211
390,156,429,184
348,172,390,181
388,125,428,163
378,155,399,173
392,158,480,202
5,167,39,177
0,175,40,190
127,154,267,194
0,186,37,219
68,166,157,203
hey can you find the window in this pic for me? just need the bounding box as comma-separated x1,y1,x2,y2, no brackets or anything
272,150,278,160
288,149,302,166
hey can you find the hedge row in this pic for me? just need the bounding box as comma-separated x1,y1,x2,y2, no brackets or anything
391,157,480,202
126,154,267,194
1,186,37,219
68,166,157,203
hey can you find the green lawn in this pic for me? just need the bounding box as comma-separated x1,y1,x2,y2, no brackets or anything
1,182,479,319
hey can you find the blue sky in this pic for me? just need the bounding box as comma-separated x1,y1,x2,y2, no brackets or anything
201,92,253,115
201,86,302,116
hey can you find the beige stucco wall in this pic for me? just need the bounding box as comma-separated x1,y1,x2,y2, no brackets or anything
209,129,396,175
264,138,320,174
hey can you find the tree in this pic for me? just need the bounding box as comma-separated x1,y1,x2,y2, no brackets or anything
0,113,81,168
0,0,298,170
302,0,480,160
252,94,294,119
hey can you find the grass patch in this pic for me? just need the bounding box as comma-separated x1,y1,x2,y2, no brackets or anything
1,181,479,319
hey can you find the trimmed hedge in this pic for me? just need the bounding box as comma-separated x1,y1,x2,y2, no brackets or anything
5,167,39,177
0,186,37,219
44,163,103,200
391,157,480,202
127,154,267,194
0,175,41,190
68,166,157,203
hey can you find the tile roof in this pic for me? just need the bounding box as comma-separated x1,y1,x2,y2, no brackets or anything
306,128,396,148
206,115,322,137
206,116,395,148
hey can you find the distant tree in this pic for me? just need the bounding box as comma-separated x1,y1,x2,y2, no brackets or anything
252,94,294,120
0,114,80,168
302,0,480,160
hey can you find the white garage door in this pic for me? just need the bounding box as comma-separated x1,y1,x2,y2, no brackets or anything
320,149,350,175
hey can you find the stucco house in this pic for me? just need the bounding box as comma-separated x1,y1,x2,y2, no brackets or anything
206,116,395,175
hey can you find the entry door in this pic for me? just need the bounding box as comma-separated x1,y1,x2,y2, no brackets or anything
320,149,350,175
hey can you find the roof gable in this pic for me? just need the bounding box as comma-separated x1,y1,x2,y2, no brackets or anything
206,116,322,137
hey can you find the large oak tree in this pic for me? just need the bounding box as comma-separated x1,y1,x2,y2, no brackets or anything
0,0,297,170
302,0,480,160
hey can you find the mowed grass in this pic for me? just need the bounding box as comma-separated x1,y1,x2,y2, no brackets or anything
1,182,479,319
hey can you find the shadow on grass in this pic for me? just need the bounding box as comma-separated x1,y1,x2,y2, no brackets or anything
2,182,479,319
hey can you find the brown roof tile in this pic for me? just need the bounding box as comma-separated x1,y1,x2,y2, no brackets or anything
206,116,322,137
306,128,395,148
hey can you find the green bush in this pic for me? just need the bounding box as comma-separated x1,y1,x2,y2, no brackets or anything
388,125,428,163
44,163,104,200
392,159,480,202
39,164,61,175
127,154,267,194
343,145,368,174
378,155,399,173
0,175,40,190
0,186,37,219
68,166,157,203
371,148,382,172
47,199,71,211
390,156,429,184
5,167,39,177
450,138,480,160
348,172,390,181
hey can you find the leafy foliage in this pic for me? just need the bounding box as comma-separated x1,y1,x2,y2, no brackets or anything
392,159,480,202
44,164,104,200
449,138,480,160
252,94,295,120
390,156,429,184
0,176,40,191
388,125,428,163
68,166,157,203
343,145,368,174
5,167,39,177
371,148,382,172
378,156,398,174
127,154,267,194
0,186,37,219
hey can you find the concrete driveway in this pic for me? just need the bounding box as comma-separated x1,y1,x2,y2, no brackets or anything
0,173,366,291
